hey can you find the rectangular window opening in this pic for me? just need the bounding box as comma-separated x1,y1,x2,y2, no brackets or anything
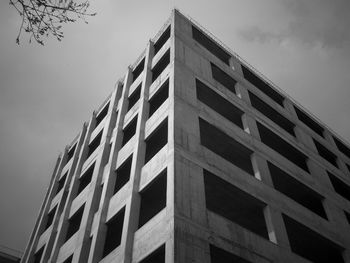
283,214,344,263
122,116,138,146
44,206,57,230
77,163,95,195
144,119,168,163
65,205,84,242
210,63,237,95
328,171,350,202
149,79,169,118
138,170,167,228
152,49,170,82
314,139,338,168
33,246,45,263
87,131,103,158
333,136,350,159
241,65,284,106
128,84,142,111
204,170,268,239
192,26,231,65
95,102,110,127
196,79,244,129
257,122,309,172
268,162,327,219
249,91,295,136
199,118,254,175
132,58,145,82
140,244,165,263
210,244,252,263
154,26,170,55
56,172,67,195
67,144,76,162
294,106,324,137
114,155,132,194
102,207,125,257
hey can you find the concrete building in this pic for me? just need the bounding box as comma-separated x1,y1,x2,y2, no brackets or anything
21,9,350,263
0,245,21,262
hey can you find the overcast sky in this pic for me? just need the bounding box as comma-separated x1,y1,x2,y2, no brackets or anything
0,0,349,253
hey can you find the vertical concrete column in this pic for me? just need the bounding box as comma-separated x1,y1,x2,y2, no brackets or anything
307,159,333,189
264,206,290,249
283,98,298,121
294,126,317,152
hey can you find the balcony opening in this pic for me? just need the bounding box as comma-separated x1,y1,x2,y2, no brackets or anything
62,255,73,263
328,171,350,202
204,169,268,239
44,206,57,230
65,205,84,242
196,79,244,129
314,139,339,168
132,58,145,82
87,131,103,158
77,163,95,195
333,136,350,159
33,246,44,263
152,49,170,82
257,122,309,172
192,26,230,66
138,170,167,228
149,79,169,118
95,102,109,127
241,65,284,106
345,211,350,224
56,172,67,195
249,91,295,136
103,207,125,257
154,26,170,55
210,63,237,95
67,144,76,162
122,116,137,146
140,244,165,263
294,106,324,137
210,244,252,263
114,155,132,194
268,162,327,219
199,118,254,175
127,84,141,111
283,214,344,263
145,119,168,163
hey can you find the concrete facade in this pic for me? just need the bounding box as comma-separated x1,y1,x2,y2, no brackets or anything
22,10,350,263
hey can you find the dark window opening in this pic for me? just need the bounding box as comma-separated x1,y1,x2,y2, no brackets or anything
314,140,338,168
67,144,76,162
114,156,132,194
204,170,268,238
249,91,295,136
192,26,230,65
103,207,125,257
138,170,167,228
65,205,84,242
62,255,73,263
77,163,95,195
45,206,57,230
241,65,284,106
145,119,168,163
33,246,44,263
333,136,350,159
328,171,350,202
345,211,350,225
199,118,254,175
294,106,324,137
283,214,344,263
87,131,103,158
257,122,309,172
268,162,327,219
140,244,165,263
149,79,169,118
132,59,145,82
210,63,237,95
347,164,350,173
95,103,110,127
154,26,171,55
196,79,244,129
152,49,170,82
122,116,137,146
128,84,142,111
210,244,252,263
56,172,67,194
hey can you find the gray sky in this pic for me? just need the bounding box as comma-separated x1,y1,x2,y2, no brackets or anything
0,0,349,253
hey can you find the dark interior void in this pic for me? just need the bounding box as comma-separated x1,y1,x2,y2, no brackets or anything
77,163,94,195
140,244,165,263
87,131,103,158
154,26,171,55
132,58,145,82
152,49,170,82
268,162,327,219
33,246,44,263
210,245,252,263
138,170,167,228
283,214,344,263
199,118,254,175
45,206,57,230
257,122,309,173
333,136,350,159
67,144,76,162
113,155,132,194
196,79,244,129
103,207,125,257
192,26,230,66
127,84,141,111
149,79,169,118
345,211,350,224
204,169,268,238
62,255,73,263
95,102,109,127
328,171,350,202
313,139,338,168
65,205,84,242
249,91,295,136
210,63,237,95
347,164,350,174
294,106,324,137
56,172,67,194
144,119,168,163
122,116,137,146
241,65,284,107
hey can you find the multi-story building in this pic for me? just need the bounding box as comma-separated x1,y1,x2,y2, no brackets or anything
0,245,21,262
21,9,350,263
